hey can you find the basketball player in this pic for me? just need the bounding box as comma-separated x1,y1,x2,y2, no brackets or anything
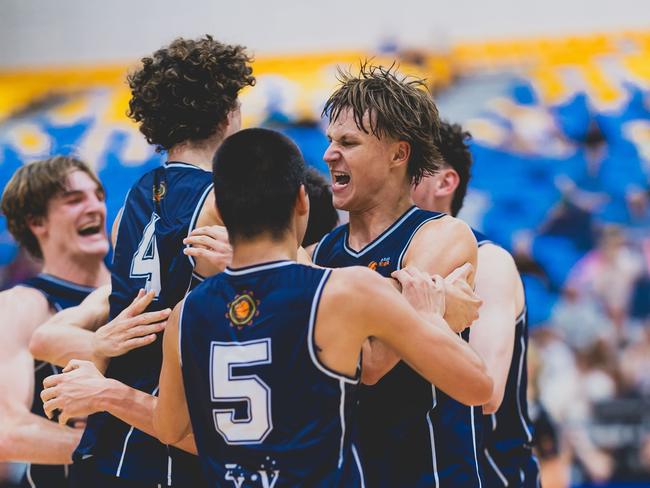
0,156,110,487
39,36,254,487
311,65,486,487
153,128,492,486
412,121,540,487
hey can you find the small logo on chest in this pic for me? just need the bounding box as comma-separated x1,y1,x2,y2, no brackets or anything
226,291,260,329
368,257,391,270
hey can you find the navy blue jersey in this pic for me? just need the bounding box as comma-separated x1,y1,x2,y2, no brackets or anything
313,206,484,488
19,274,95,488
180,261,363,487
472,230,540,487
76,162,212,486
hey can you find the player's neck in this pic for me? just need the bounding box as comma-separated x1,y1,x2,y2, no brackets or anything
40,252,110,288
347,191,414,251
229,234,298,270
167,139,222,172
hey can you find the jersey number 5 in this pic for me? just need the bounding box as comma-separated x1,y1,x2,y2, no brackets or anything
130,213,162,297
210,339,273,445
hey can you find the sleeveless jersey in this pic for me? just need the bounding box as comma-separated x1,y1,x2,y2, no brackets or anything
472,230,540,488
180,261,363,487
313,206,484,488
75,162,212,486
19,273,95,488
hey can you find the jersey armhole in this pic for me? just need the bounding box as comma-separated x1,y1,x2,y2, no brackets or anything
184,182,215,278
307,269,359,384
396,213,446,270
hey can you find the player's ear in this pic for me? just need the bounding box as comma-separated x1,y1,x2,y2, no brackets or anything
27,215,47,239
295,184,309,217
390,140,411,170
434,168,459,197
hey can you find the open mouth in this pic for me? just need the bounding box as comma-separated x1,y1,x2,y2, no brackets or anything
77,223,102,237
331,171,351,189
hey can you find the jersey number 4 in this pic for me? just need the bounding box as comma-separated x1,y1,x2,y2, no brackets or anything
210,339,273,445
130,213,162,297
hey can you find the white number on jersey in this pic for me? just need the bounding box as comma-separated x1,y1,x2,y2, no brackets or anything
130,213,162,297
210,339,273,444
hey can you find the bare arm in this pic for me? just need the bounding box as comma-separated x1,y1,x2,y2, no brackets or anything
153,301,193,445
0,287,82,464
41,360,195,454
320,268,493,405
191,190,229,277
30,288,168,373
362,217,480,384
29,285,111,369
470,244,523,414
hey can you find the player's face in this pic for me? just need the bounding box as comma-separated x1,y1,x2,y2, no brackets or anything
324,108,399,211
41,170,109,260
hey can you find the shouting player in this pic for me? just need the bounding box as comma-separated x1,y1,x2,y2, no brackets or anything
412,121,540,487
312,64,486,487
153,127,492,487
40,36,254,487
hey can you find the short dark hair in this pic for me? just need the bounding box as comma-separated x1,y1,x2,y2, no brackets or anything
436,121,472,217
1,156,104,259
322,62,442,185
302,169,338,247
127,35,255,152
212,128,306,242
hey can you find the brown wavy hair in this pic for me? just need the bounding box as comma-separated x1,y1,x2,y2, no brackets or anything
127,35,255,152
322,62,442,185
1,156,103,259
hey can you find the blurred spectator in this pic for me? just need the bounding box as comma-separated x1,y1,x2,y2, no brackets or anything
564,225,645,340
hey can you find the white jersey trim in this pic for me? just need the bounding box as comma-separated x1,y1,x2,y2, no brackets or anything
223,260,294,276
396,213,446,270
178,298,188,368
116,385,159,477
307,269,358,384
342,206,423,258
426,385,440,488
484,448,509,486
516,334,533,443
338,380,346,468
185,182,215,272
351,444,366,488
470,407,483,488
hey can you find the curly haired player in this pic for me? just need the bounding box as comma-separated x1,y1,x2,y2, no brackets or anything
40,36,254,487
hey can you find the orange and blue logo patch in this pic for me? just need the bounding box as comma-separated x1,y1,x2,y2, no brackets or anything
153,182,167,202
368,257,391,271
378,257,391,267
226,291,260,329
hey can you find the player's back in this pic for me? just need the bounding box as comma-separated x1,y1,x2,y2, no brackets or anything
472,230,540,487
313,206,485,488
76,162,212,485
180,261,363,487
18,274,95,488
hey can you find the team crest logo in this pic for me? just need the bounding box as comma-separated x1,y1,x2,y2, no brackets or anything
226,291,260,329
368,261,378,271
152,182,167,202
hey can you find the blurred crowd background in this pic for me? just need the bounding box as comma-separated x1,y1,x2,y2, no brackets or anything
1,1,649,486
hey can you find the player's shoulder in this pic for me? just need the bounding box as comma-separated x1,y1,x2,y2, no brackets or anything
412,214,476,245
477,242,517,273
0,284,52,338
326,266,386,300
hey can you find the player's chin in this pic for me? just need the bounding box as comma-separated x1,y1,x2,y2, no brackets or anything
77,239,110,257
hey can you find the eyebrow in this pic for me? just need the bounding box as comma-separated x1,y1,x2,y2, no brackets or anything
61,188,105,198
